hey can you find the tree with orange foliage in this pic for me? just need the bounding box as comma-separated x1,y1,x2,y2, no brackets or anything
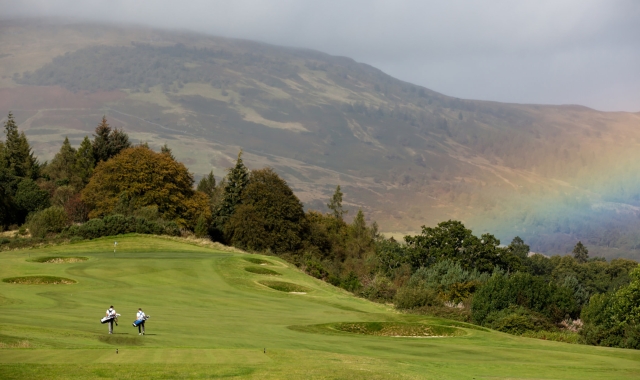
81,145,210,229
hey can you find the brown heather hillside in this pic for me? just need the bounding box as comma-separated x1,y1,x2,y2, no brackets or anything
2,20,640,258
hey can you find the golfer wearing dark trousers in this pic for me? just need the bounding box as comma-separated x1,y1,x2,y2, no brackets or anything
137,308,146,335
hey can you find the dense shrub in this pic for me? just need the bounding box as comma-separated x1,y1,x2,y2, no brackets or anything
471,272,578,326
580,266,640,349
484,306,553,334
409,260,490,302
394,287,441,310
14,178,49,216
360,275,396,302
62,214,180,239
26,206,69,238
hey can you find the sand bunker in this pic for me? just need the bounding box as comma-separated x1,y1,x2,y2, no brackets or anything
29,256,88,264
333,322,463,338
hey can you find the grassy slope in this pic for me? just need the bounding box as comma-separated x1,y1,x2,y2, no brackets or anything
0,235,639,379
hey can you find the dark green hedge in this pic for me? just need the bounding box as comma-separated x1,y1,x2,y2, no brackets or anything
61,214,180,240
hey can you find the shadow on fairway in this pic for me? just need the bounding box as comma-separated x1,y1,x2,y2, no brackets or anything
98,334,144,346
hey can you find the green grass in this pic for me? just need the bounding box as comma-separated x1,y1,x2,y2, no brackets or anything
1,234,640,379
244,266,281,276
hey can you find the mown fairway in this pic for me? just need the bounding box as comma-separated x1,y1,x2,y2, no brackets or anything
1,235,639,379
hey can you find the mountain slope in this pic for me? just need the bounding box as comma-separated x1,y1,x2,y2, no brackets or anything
2,20,640,258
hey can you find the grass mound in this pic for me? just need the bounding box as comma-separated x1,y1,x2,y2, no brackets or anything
0,334,31,348
28,256,88,264
244,266,281,276
2,276,77,285
98,335,144,346
259,280,309,293
243,257,273,265
333,322,464,337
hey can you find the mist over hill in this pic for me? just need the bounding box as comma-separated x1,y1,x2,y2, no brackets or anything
2,20,640,259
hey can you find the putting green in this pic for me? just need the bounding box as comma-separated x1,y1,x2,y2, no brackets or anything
1,234,639,379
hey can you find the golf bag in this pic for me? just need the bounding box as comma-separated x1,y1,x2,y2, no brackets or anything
132,315,150,327
100,313,120,324
100,316,114,324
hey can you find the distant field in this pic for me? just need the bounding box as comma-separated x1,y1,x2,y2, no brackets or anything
1,235,639,379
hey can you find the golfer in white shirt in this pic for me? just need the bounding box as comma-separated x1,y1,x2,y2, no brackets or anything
136,308,146,335
106,306,117,334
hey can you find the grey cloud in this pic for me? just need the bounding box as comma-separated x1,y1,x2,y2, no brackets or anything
2,0,639,111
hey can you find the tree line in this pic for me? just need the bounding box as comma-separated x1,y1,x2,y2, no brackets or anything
1,112,639,349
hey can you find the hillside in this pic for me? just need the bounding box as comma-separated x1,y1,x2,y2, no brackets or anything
1,235,639,379
2,20,640,258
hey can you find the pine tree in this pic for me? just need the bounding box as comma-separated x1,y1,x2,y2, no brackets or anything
4,112,39,179
212,151,249,240
109,127,131,157
573,241,589,264
75,136,95,186
327,185,346,220
197,170,216,198
92,116,131,163
44,137,78,187
92,116,111,163
160,144,175,160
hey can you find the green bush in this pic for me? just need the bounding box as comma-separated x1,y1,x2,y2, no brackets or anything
471,272,578,326
484,306,553,334
409,260,489,302
522,330,580,344
26,206,69,238
360,275,396,302
62,214,180,239
14,179,50,216
305,260,328,279
340,271,361,292
394,287,441,310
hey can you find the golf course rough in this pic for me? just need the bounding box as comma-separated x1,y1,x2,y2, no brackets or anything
1,234,640,379
243,257,273,265
259,280,309,293
2,276,77,284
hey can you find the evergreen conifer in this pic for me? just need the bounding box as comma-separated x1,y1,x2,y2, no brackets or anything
327,185,346,220
212,151,249,239
573,241,589,264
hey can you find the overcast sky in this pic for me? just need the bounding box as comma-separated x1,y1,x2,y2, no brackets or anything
3,0,639,112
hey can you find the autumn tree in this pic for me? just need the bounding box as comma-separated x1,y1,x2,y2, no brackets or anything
226,168,307,254
81,146,209,229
